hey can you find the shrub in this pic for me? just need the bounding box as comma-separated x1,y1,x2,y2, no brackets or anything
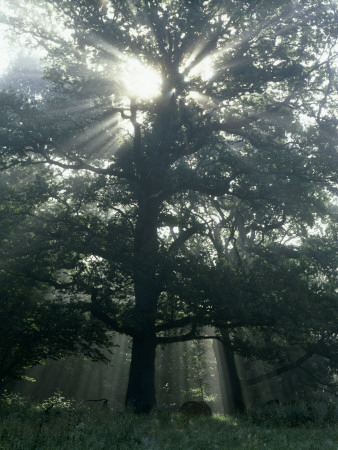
246,399,337,427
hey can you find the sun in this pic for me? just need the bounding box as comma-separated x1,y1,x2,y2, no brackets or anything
121,58,162,100
119,54,214,101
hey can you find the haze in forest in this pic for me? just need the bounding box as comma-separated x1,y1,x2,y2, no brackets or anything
0,0,337,427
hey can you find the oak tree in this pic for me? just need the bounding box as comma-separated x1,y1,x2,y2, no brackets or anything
1,0,337,411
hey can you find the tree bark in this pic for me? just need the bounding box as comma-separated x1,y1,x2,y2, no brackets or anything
125,333,157,412
125,197,160,412
124,92,177,412
213,331,245,414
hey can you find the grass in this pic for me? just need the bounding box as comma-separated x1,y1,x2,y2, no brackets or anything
0,394,337,449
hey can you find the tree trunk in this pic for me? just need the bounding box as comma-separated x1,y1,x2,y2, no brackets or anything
125,197,160,412
125,333,157,412
213,331,245,414
125,93,175,411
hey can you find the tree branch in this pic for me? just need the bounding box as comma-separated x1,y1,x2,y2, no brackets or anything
168,226,203,254
155,316,197,333
241,351,314,386
156,324,222,345
298,366,338,388
90,292,135,336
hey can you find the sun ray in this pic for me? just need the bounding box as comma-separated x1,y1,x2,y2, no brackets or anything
53,99,96,115
69,114,118,145
0,32,11,76
54,114,120,169
82,122,120,158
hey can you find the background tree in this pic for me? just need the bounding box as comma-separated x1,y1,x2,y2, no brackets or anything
0,0,337,412
0,272,112,384
198,200,338,411
0,163,113,385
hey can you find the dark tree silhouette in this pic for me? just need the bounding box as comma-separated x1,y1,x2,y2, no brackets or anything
0,0,337,411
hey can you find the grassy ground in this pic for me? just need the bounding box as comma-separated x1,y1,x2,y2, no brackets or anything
0,395,337,449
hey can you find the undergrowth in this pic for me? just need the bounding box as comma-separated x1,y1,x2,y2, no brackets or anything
0,392,337,449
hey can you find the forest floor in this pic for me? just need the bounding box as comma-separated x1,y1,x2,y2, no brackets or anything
0,395,337,449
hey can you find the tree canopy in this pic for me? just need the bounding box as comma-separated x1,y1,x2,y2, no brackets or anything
0,0,337,411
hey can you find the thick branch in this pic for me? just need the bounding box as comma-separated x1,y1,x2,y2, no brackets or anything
157,334,221,345
39,154,138,185
168,226,202,254
156,324,222,345
155,316,197,333
183,177,232,197
90,308,135,336
5,270,76,290
155,315,275,333
241,351,314,386
90,293,135,336
298,366,338,388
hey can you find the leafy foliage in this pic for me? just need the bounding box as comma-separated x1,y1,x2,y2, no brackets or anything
0,0,337,409
0,272,112,382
